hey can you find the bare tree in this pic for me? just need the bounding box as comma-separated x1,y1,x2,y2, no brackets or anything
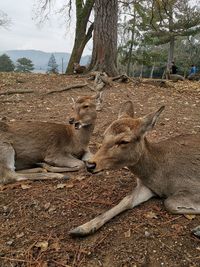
34,0,94,74
0,10,11,28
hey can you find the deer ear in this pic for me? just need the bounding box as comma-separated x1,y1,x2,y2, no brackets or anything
139,106,165,135
118,101,134,119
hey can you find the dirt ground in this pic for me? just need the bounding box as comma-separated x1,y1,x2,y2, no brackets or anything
0,72,200,267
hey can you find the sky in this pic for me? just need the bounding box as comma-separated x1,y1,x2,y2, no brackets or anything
0,0,92,55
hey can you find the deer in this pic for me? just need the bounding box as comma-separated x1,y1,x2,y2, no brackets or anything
0,95,99,185
73,63,86,74
69,101,200,236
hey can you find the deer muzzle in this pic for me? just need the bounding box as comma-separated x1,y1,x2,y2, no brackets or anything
86,161,96,173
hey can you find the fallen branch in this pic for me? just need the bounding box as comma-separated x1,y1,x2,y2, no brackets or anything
46,83,88,95
0,89,34,96
141,79,172,88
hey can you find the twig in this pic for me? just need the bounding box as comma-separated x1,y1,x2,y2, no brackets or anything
46,83,88,94
0,89,34,96
0,256,37,264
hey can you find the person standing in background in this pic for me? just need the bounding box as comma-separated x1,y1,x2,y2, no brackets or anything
171,61,178,74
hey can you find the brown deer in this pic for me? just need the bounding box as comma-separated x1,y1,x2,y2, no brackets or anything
73,63,86,74
70,101,200,236
0,95,99,185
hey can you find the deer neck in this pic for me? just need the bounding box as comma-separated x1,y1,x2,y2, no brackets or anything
128,138,162,182
75,123,95,147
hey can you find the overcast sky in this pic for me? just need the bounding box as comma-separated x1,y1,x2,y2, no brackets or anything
0,0,92,55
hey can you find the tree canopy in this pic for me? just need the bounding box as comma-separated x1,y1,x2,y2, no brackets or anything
0,54,15,72
47,54,59,74
15,57,34,73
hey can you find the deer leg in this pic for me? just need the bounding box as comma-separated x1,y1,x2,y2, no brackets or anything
37,162,81,173
81,149,93,162
44,154,85,172
0,142,68,185
164,191,200,214
69,180,154,236
17,167,46,173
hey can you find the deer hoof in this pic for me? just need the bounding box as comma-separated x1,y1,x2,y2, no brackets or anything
69,226,97,237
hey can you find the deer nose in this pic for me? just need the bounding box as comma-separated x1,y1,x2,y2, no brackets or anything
69,118,75,124
86,161,96,172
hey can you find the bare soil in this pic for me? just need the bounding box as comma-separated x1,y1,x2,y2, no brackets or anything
0,72,200,267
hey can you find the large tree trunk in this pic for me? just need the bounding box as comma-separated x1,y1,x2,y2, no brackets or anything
89,0,118,76
66,0,94,74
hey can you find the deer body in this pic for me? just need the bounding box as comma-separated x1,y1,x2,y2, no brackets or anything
0,96,97,184
70,101,200,236
73,63,86,74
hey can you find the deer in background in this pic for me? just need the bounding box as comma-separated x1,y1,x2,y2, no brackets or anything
73,63,86,74
70,101,200,236
0,95,99,185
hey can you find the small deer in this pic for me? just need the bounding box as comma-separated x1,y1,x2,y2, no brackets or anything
0,95,99,184
70,101,200,236
73,63,86,74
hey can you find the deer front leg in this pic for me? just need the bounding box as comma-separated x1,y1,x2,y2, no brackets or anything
69,180,154,237
44,153,85,171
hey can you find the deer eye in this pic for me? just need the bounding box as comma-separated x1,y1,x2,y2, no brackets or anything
117,140,130,146
83,105,89,109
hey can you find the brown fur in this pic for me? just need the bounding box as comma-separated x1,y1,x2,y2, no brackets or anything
73,63,86,74
70,101,200,236
0,96,97,184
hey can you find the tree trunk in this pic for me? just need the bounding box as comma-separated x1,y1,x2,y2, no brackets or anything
89,0,118,76
150,62,155,78
167,36,175,66
126,9,136,76
167,5,175,69
66,0,94,74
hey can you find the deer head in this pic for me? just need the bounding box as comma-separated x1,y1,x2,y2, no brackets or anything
86,101,165,172
69,95,100,129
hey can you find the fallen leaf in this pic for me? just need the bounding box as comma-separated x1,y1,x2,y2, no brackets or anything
16,232,25,239
124,229,131,238
35,241,49,252
44,202,51,210
21,184,32,190
76,176,86,181
65,183,74,188
56,183,66,189
184,214,196,220
144,211,158,219
50,241,60,251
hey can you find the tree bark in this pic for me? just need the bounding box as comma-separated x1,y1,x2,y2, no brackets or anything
66,0,94,74
89,0,118,76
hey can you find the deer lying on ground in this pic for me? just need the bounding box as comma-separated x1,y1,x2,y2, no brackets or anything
0,95,98,185
73,63,86,74
70,101,200,236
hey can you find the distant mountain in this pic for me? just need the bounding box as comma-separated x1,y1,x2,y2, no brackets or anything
0,50,91,73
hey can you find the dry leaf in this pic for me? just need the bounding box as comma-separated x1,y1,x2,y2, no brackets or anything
65,183,74,188
184,214,196,220
50,241,60,251
56,183,66,189
144,211,158,219
124,229,131,238
44,202,51,210
16,232,24,239
21,184,32,190
76,176,86,181
35,241,49,252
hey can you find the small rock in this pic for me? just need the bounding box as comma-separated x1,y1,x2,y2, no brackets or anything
144,230,151,237
192,225,200,237
6,239,14,246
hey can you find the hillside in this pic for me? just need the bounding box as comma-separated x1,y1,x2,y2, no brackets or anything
0,50,90,73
